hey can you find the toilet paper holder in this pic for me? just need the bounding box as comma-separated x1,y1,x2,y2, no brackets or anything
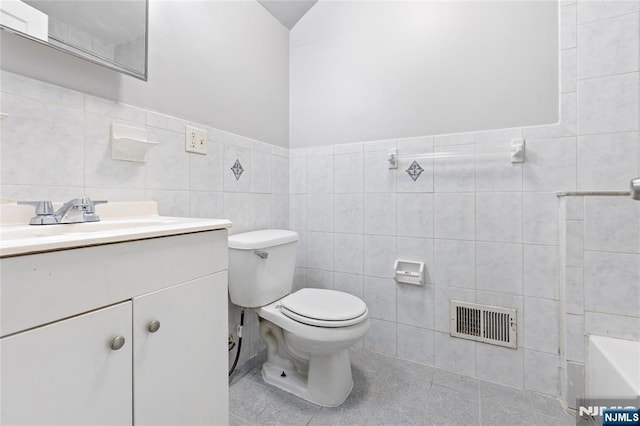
394,259,425,285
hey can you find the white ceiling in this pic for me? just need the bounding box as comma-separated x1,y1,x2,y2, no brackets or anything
258,0,318,30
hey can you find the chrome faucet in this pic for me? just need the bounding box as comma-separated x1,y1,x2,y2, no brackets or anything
18,198,107,225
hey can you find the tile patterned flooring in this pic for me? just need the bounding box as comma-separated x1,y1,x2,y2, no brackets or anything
229,348,576,426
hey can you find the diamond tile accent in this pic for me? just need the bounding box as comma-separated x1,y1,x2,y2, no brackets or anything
231,159,244,181
406,161,424,181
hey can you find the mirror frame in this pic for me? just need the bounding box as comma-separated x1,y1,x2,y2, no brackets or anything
0,0,148,81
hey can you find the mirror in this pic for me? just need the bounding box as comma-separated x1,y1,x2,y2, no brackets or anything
0,0,148,80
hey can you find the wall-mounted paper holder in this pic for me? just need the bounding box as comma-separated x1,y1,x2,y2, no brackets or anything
394,259,425,285
111,123,158,162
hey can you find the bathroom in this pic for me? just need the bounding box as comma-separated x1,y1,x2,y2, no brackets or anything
0,0,639,425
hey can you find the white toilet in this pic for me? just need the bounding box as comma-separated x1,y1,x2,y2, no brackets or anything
228,229,369,407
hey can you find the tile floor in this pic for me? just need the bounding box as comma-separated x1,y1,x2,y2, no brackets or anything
229,348,576,425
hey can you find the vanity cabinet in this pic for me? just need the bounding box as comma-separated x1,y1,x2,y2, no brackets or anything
0,230,229,425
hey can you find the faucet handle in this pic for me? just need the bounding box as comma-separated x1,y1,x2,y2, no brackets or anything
17,201,58,225
86,199,108,213
18,200,54,215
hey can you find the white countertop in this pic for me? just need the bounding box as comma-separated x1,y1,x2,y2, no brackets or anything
0,201,232,257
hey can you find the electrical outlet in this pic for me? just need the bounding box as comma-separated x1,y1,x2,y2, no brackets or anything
185,126,207,155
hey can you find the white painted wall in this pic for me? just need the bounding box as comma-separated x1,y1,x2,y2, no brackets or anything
290,1,559,147
0,0,290,147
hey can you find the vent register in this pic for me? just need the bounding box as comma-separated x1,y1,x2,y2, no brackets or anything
450,301,517,349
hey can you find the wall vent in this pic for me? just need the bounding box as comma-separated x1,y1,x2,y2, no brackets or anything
450,301,517,349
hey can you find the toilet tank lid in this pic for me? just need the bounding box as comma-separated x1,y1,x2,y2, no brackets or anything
228,229,299,250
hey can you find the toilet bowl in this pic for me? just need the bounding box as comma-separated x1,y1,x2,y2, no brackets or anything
228,230,369,407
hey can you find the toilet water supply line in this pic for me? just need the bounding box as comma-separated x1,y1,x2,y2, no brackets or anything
228,308,245,377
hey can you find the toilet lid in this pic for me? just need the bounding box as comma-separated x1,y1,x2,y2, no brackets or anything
280,288,368,327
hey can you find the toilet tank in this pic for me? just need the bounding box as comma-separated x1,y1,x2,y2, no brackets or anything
228,230,299,308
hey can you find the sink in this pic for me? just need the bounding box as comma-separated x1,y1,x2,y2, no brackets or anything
0,202,232,257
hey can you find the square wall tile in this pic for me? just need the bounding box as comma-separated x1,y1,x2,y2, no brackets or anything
578,73,639,135
307,194,334,232
333,272,364,299
523,192,560,245
577,13,639,79
251,194,271,230
307,154,334,193
364,276,396,322
434,193,475,241
476,344,524,389
224,193,252,234
1,93,84,187
476,192,523,243
397,324,434,365
584,251,640,317
334,193,363,234
334,233,364,275
364,193,397,236
364,319,397,356
434,240,476,289
523,137,577,192
524,297,560,355
585,196,640,253
334,153,364,193
524,350,560,396
306,232,334,271
397,193,434,238
397,283,434,329
523,244,558,300
363,235,397,279
476,242,523,295
578,133,640,191
307,268,334,289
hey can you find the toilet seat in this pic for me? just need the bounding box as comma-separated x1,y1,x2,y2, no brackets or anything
279,288,368,328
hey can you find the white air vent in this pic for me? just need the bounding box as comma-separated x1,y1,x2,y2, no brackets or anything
450,301,517,349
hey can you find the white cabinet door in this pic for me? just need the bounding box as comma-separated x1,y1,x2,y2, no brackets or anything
0,302,132,426
133,272,229,426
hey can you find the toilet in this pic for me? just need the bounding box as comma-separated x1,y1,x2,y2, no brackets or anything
228,229,369,407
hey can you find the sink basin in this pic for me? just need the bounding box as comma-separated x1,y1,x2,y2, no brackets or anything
0,202,232,257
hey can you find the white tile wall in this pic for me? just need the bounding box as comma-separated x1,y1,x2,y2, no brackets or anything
289,2,639,399
0,70,289,364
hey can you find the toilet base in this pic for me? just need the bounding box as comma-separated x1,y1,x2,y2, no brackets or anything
261,350,354,407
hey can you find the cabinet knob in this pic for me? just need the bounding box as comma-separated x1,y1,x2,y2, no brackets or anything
147,320,161,333
110,335,126,351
